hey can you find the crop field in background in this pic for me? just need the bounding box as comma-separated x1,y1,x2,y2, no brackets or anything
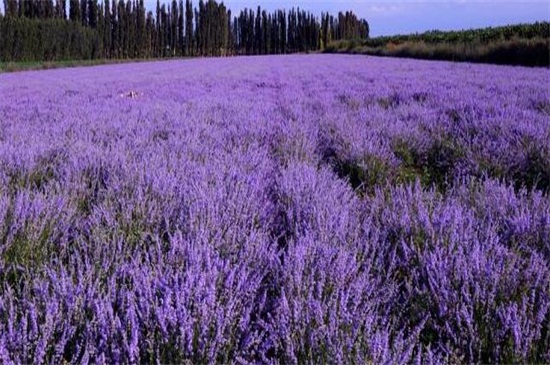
326,22,550,67
0,54,549,363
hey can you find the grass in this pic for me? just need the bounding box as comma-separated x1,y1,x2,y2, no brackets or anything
0,57,193,73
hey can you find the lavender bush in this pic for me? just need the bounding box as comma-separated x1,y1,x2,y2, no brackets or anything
0,55,549,363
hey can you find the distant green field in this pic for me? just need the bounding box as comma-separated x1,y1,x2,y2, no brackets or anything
325,22,550,67
0,57,194,73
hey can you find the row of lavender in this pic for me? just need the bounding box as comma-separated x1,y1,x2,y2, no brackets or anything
0,55,548,363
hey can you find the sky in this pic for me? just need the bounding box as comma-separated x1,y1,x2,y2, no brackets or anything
144,0,550,36
1,1,547,37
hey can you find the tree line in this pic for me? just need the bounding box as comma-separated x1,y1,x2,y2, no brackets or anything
363,22,549,48
325,22,550,67
0,0,369,62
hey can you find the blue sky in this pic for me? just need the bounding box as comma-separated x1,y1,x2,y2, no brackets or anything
1,1,546,37
220,1,550,36
216,0,550,36
147,0,550,36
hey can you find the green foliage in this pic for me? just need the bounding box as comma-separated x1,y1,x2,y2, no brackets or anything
364,22,550,47
325,136,467,196
0,57,187,73
0,0,365,63
513,143,550,194
325,22,550,67
392,138,464,192
0,197,66,275
0,17,100,62
333,154,391,195
2,217,51,269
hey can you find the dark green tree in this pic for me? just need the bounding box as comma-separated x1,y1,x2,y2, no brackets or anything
111,0,118,57
178,0,183,55
185,0,192,55
0,0,377,63
103,0,111,57
69,0,80,22
88,0,98,28
80,0,87,25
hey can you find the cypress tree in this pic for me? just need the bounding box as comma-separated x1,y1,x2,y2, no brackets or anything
170,0,176,54
104,0,111,57
226,9,232,55
185,0,192,56
111,0,117,57
69,0,80,22
146,10,154,57
88,0,98,28
97,2,104,56
261,10,268,54
137,0,146,57
5,0,18,18
155,0,160,56
254,6,262,54
54,0,66,18
270,11,278,54
220,3,228,55
247,8,253,54
80,0,87,25
123,0,131,57
0,0,369,62
161,4,168,56
117,0,124,57
44,0,55,18
127,0,133,56
197,0,203,55
193,8,201,55
178,0,183,55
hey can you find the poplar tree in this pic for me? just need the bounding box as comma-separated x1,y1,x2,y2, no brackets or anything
178,0,183,55
0,0,372,63
88,0,98,28
171,0,177,54
103,0,111,57
69,0,80,22
111,0,118,57
80,0,87,26
185,0,193,56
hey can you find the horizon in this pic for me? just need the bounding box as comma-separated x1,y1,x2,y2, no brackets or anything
147,0,550,37
0,1,548,37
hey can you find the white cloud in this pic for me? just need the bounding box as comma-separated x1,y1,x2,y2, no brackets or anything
368,4,403,12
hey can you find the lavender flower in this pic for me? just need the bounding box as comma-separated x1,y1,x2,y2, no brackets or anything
0,55,548,363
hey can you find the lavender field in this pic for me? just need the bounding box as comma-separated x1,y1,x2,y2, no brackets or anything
0,54,549,363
